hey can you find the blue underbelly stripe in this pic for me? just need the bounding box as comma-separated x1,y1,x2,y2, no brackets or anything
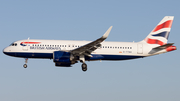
4,52,143,60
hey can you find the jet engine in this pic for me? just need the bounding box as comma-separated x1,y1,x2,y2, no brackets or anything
53,51,72,67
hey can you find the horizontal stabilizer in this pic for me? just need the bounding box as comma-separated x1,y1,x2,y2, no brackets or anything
153,43,174,50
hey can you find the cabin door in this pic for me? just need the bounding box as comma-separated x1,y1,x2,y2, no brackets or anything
137,44,143,54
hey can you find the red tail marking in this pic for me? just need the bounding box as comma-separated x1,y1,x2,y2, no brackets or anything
153,20,173,32
166,46,177,52
146,38,165,46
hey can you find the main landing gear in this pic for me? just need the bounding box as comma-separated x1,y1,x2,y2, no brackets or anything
80,55,87,72
82,63,87,72
23,58,28,68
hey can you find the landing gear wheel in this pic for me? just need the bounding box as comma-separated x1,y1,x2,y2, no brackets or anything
23,64,27,68
82,63,87,72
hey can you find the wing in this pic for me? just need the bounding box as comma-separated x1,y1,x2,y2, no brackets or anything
70,26,113,57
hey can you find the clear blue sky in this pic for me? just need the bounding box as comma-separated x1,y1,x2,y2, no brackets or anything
0,0,179,101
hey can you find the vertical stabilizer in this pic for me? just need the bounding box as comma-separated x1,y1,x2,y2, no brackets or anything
142,16,174,46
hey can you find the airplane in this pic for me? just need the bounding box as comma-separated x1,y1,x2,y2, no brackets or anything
3,16,177,72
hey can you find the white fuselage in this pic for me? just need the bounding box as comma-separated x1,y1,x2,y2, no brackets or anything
3,39,164,61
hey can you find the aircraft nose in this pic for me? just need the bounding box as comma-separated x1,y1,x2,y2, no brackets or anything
3,47,9,55
3,47,16,57
3,48,6,54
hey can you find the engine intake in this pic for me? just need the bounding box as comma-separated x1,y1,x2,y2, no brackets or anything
53,51,71,63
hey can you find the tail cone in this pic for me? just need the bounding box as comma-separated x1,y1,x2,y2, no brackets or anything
166,46,177,52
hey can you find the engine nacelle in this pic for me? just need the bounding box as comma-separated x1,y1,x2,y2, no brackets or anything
53,51,71,63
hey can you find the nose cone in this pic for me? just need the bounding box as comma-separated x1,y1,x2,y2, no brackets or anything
3,47,13,56
3,47,8,55
3,47,16,57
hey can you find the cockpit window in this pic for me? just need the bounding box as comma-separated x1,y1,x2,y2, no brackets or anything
10,43,14,46
10,43,17,46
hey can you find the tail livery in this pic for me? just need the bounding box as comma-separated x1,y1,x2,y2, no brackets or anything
143,16,176,53
144,16,174,45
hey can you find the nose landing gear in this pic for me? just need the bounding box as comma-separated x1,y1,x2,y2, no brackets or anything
23,64,27,68
23,58,28,68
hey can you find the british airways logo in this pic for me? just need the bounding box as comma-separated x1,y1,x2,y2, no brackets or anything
30,46,61,50
20,42,41,46
20,41,61,50
145,20,173,46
